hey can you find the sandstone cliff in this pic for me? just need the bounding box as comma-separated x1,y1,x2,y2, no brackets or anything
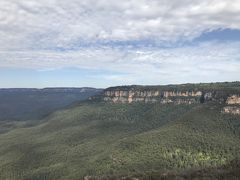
223,106,240,115
90,82,240,115
226,95,240,105
103,89,203,104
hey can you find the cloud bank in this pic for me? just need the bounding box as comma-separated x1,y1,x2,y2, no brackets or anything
0,0,240,86
1,0,240,49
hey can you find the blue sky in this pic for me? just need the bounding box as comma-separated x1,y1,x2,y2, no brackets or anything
0,0,240,88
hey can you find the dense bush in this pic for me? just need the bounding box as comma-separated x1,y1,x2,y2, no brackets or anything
0,101,239,179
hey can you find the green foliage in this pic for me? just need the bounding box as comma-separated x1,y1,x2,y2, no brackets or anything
0,101,239,179
93,159,240,180
106,81,240,93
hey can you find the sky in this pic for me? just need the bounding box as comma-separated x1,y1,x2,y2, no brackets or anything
0,0,240,88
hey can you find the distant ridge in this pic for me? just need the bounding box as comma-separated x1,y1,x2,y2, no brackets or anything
0,87,103,92
0,87,103,121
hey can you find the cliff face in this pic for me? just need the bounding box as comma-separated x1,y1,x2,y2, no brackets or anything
223,95,240,115
90,83,240,115
226,95,240,105
86,83,240,114
103,90,203,104
223,106,240,115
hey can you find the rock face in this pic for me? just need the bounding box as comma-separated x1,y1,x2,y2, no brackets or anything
90,83,240,115
102,89,203,104
223,106,240,115
100,89,240,105
226,95,240,105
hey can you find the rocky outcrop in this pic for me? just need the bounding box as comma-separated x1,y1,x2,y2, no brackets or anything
102,89,204,104
226,95,240,105
163,91,202,97
204,92,213,101
221,95,240,115
222,106,240,115
89,83,240,115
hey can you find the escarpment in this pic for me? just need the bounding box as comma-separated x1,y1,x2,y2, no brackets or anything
226,95,240,105
90,82,240,115
223,95,240,115
103,89,203,104
222,106,240,115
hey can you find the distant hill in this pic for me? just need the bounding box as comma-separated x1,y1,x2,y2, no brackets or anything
0,87,102,121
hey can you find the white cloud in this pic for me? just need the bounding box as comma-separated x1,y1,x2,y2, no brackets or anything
0,0,240,85
0,41,239,85
0,0,240,50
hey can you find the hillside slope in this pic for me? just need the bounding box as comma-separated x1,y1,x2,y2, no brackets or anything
0,101,239,179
